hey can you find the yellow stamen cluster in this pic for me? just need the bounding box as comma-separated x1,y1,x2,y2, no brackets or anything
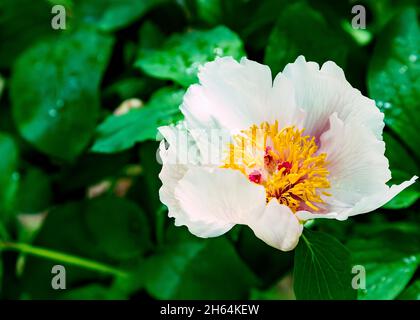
221,121,331,212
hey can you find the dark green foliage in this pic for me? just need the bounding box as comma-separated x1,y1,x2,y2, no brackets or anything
293,229,356,300
0,0,418,300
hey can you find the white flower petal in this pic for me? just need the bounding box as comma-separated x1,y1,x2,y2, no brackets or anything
158,123,200,225
181,56,290,132
174,167,266,237
270,73,303,129
296,113,418,221
297,176,418,221
248,199,303,251
173,166,303,251
158,123,200,165
319,113,391,207
282,56,384,140
343,175,418,218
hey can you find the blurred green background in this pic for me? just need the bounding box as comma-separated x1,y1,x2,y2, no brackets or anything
0,0,419,300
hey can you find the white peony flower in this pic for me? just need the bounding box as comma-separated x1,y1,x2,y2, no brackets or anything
157,56,418,251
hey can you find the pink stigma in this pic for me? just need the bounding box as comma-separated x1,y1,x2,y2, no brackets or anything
248,170,262,184
278,161,292,174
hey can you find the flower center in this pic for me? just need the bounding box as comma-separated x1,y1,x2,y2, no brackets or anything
221,121,331,212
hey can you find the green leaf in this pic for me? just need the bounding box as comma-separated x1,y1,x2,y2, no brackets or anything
383,133,419,209
91,87,184,153
138,21,165,50
0,0,54,68
264,2,349,75
348,231,420,300
16,168,52,214
384,133,418,174
135,26,245,86
84,196,152,261
368,8,420,158
21,196,149,298
0,133,19,217
73,0,165,32
143,229,257,299
11,27,114,161
293,229,356,300
194,0,223,25
398,280,420,300
30,196,151,262
382,186,419,209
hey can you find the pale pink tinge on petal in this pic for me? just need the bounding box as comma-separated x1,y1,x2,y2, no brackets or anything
249,199,303,251
282,56,384,141
174,167,266,237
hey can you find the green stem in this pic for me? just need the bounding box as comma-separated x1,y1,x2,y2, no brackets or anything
0,241,128,278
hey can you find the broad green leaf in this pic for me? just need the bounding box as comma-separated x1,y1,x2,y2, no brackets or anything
135,26,245,86
21,203,108,299
383,133,419,209
293,229,356,300
21,196,149,298
368,8,420,158
107,259,149,299
241,0,290,51
0,0,54,68
355,220,420,236
91,87,184,153
357,259,418,300
348,231,420,300
16,168,52,214
362,0,420,35
0,133,19,217
11,27,114,161
384,132,418,174
194,0,223,25
138,21,165,50
398,280,420,300
73,0,165,32
84,196,152,261
383,187,419,209
143,229,257,299
264,2,349,75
